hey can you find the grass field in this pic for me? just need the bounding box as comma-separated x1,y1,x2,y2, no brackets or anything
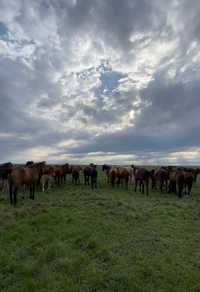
0,169,200,292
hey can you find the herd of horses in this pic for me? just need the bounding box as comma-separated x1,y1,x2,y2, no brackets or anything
102,165,198,197
0,161,199,205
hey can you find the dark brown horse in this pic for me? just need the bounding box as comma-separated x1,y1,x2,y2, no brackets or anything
90,164,98,189
155,167,169,193
83,166,91,185
0,162,13,192
184,168,193,196
168,170,177,194
9,164,40,205
72,166,82,185
176,168,185,198
62,163,72,182
83,164,98,189
134,167,150,196
149,169,156,190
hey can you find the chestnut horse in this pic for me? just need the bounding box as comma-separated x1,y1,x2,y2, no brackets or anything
9,163,41,205
108,166,129,188
102,164,111,184
72,166,82,185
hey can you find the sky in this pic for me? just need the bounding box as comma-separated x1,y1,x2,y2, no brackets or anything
0,0,200,165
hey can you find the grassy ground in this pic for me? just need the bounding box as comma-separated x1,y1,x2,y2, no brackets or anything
0,169,200,292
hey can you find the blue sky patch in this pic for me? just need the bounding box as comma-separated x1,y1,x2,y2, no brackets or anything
0,22,8,37
95,64,126,96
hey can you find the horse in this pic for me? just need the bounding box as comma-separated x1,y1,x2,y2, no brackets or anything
116,167,129,189
155,167,169,193
108,166,119,187
124,165,134,184
26,161,46,187
168,170,177,194
193,168,200,183
83,166,91,185
183,168,193,196
62,163,72,182
108,166,129,188
134,167,150,196
102,164,111,184
0,162,13,192
90,164,98,189
9,163,40,205
72,166,82,185
40,174,55,192
52,165,65,185
149,169,156,190
176,168,185,198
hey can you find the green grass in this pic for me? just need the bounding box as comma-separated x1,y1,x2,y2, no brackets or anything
0,170,200,292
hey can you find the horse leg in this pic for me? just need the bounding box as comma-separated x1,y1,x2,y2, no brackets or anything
165,180,168,193
42,182,45,192
142,182,144,194
146,179,149,196
117,176,120,187
184,183,187,195
135,179,137,192
188,182,192,195
178,184,183,198
160,181,162,192
13,186,17,205
32,184,35,200
126,177,129,189
9,181,13,205
30,185,33,199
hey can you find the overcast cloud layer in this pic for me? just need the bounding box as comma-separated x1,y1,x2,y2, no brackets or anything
0,0,200,164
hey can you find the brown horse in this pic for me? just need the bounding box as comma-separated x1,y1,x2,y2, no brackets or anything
108,166,129,188
176,168,185,198
9,164,40,205
184,168,193,196
117,167,129,188
72,166,82,185
83,166,91,185
155,167,169,193
134,167,150,196
102,164,111,184
83,164,98,189
51,165,65,185
168,170,177,194
90,164,98,189
62,163,72,182
149,169,156,190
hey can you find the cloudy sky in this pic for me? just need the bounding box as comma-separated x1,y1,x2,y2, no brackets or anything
0,0,200,165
